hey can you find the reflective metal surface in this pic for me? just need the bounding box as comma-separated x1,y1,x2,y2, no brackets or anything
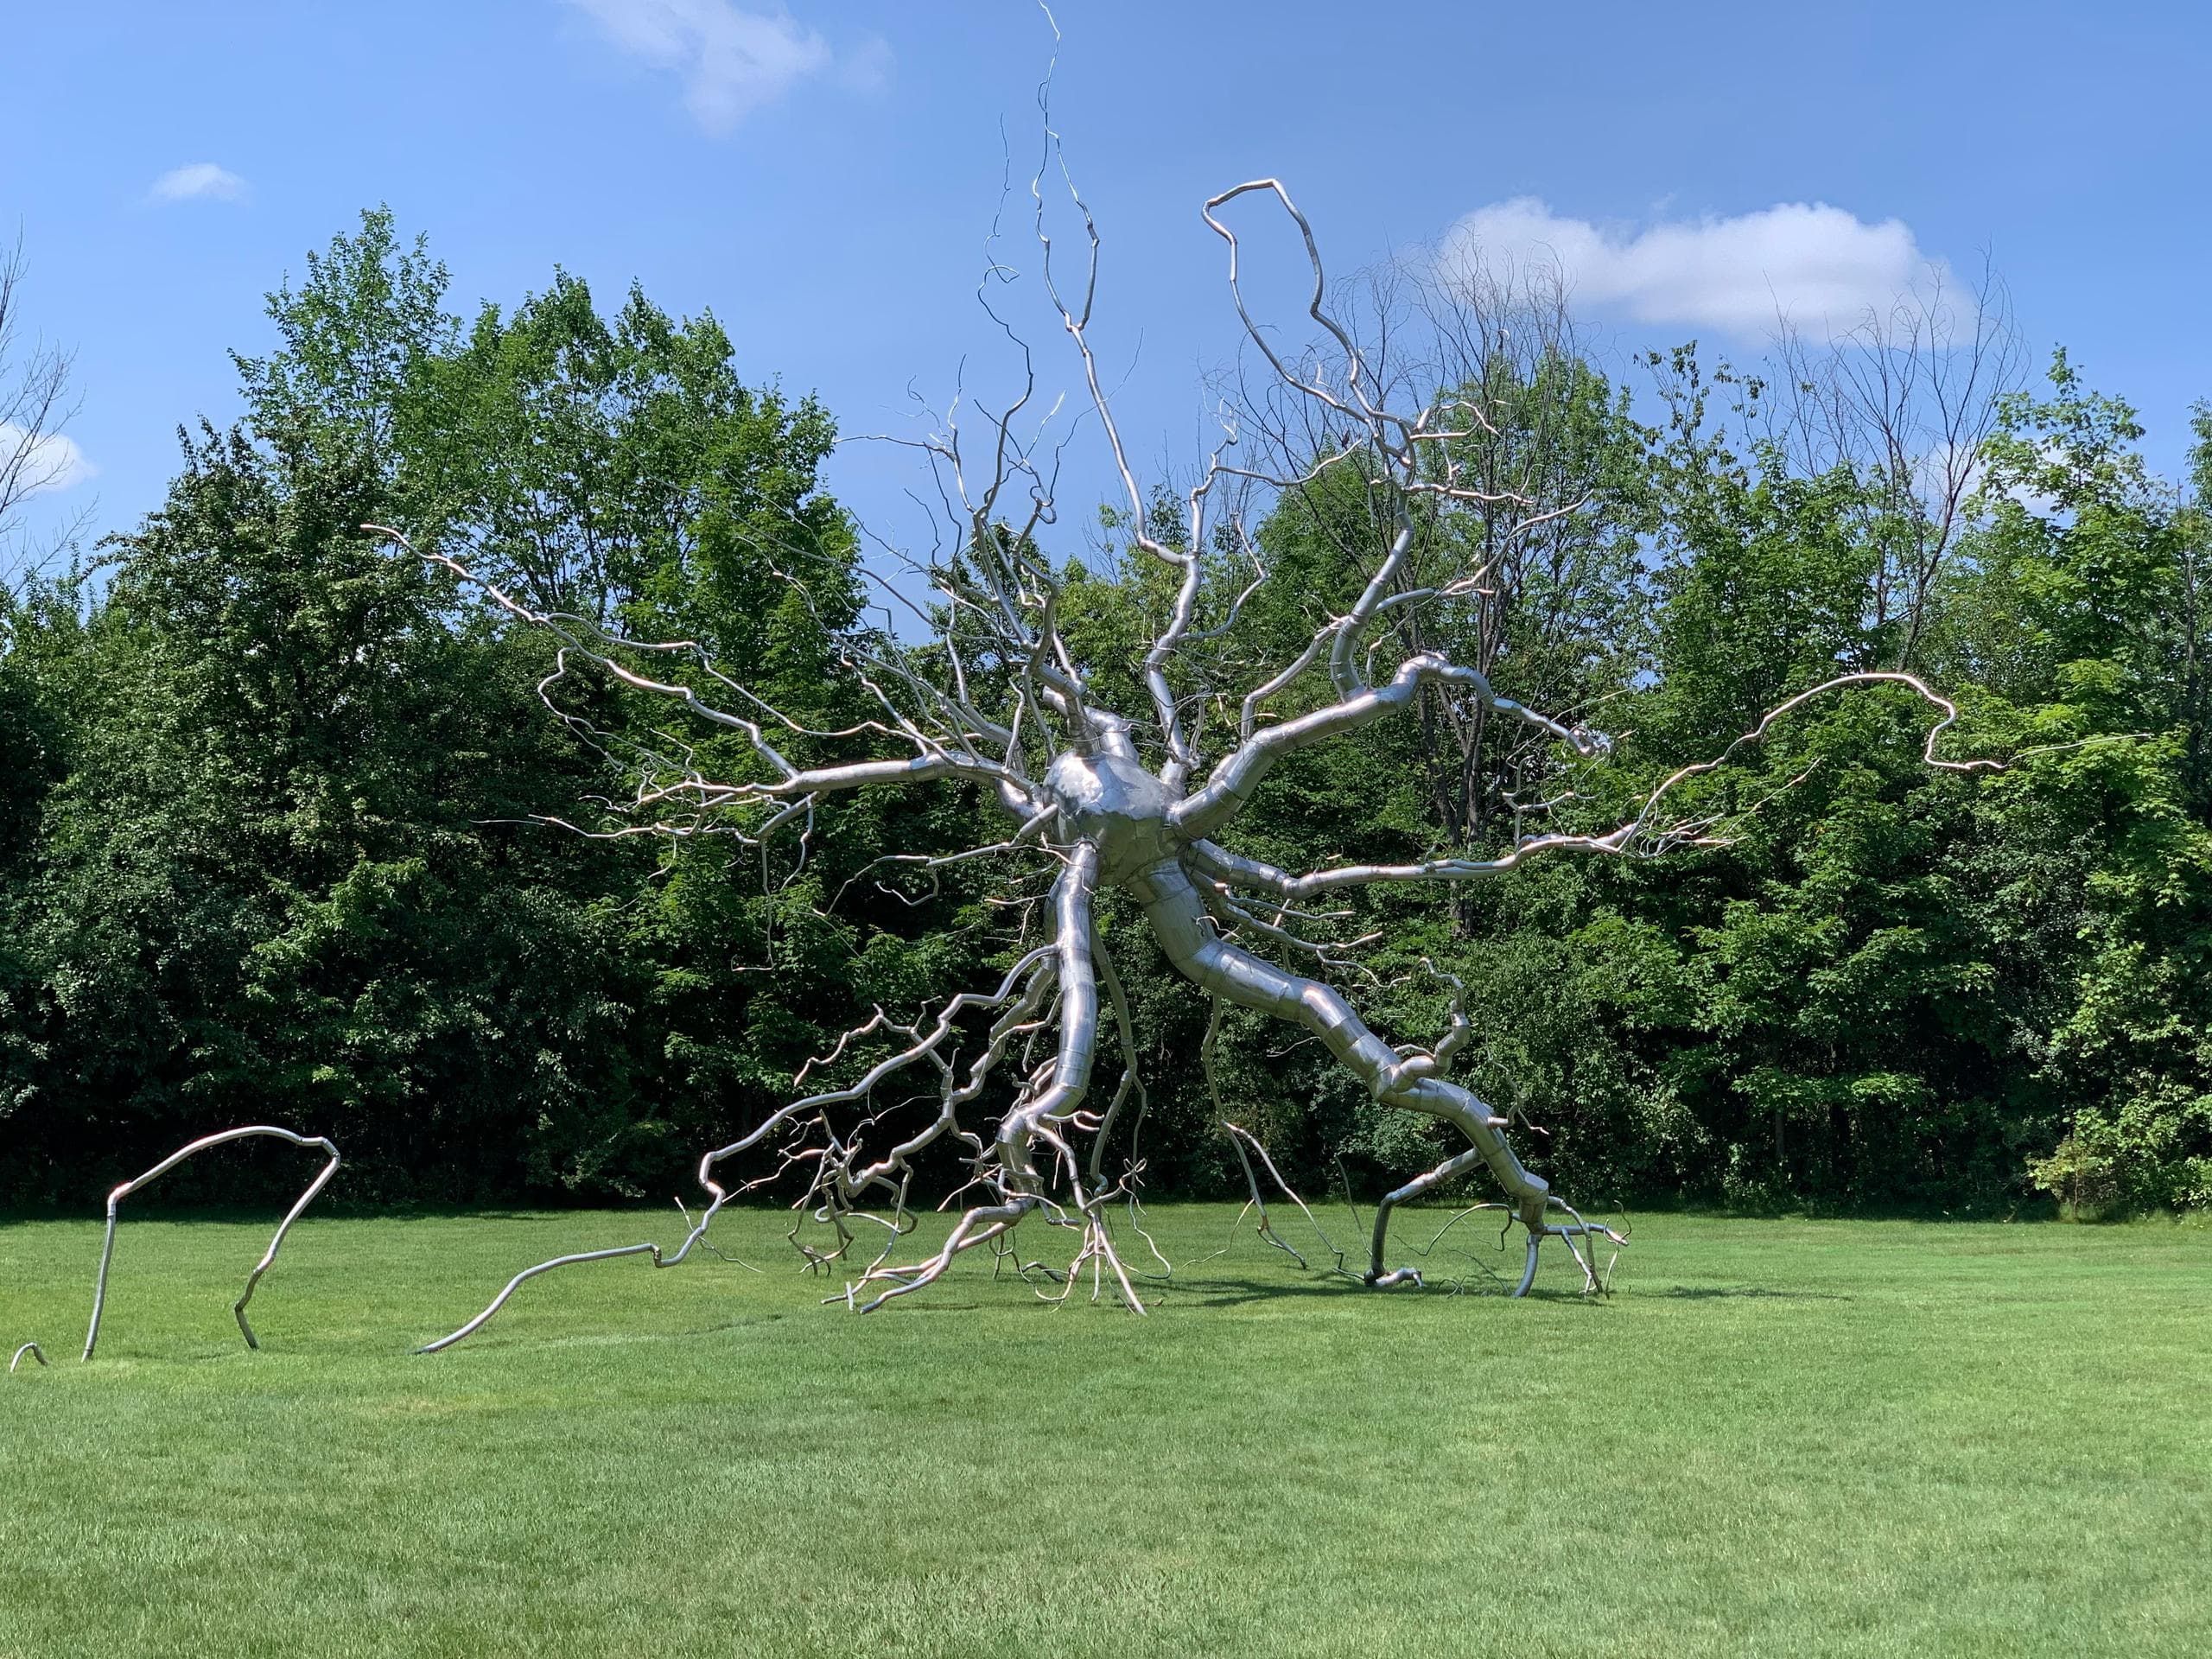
82,1126,340,1361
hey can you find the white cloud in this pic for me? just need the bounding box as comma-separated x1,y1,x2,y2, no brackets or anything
1,423,96,495
1440,198,1946,337
149,162,248,204
565,0,846,132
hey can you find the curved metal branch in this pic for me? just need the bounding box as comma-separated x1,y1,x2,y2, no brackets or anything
419,945,1061,1351
82,1126,340,1361
1221,1120,1355,1276
1084,920,1146,1187
1201,180,1376,428
10,1342,47,1373
1174,652,1603,839
1224,671,2009,899
363,526,1035,830
841,845,1135,1313
1132,858,1550,1242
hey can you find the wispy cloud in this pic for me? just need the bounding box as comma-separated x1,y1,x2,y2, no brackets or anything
1440,199,1948,336
1,423,95,495
148,162,248,204
566,1,866,133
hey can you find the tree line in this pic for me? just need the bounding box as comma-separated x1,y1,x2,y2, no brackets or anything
3,212,2207,1216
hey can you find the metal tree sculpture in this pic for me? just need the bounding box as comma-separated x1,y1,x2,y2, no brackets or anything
383,173,2000,1352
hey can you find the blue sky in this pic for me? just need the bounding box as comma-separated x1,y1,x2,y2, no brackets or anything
3,0,2209,568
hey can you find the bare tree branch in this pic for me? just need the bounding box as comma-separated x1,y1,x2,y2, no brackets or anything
0,236,87,590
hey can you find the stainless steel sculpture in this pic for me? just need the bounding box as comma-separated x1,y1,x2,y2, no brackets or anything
382,164,2009,1352
81,1126,340,1361
10,1342,45,1373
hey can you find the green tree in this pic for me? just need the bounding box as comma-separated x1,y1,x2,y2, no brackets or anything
1949,354,2212,1211
3,213,955,1209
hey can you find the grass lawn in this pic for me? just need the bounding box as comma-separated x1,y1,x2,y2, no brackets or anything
1,1203,2206,1657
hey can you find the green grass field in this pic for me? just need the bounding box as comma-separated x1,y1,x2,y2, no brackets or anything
2,1204,2206,1657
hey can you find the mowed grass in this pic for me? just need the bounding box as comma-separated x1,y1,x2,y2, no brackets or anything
1,1205,2207,1657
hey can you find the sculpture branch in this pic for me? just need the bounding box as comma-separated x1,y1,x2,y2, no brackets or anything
82,1126,340,1361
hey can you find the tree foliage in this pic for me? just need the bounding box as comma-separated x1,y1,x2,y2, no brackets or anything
4,216,2209,1217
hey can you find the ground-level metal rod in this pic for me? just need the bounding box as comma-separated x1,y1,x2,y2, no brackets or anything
415,1243,665,1355
83,1126,340,1361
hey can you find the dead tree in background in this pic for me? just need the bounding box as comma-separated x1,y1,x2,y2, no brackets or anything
1770,264,2022,670
0,238,86,589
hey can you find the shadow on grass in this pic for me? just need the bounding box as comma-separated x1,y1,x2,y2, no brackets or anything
1156,1274,1364,1308
1166,1274,1850,1308
1160,1273,1622,1309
